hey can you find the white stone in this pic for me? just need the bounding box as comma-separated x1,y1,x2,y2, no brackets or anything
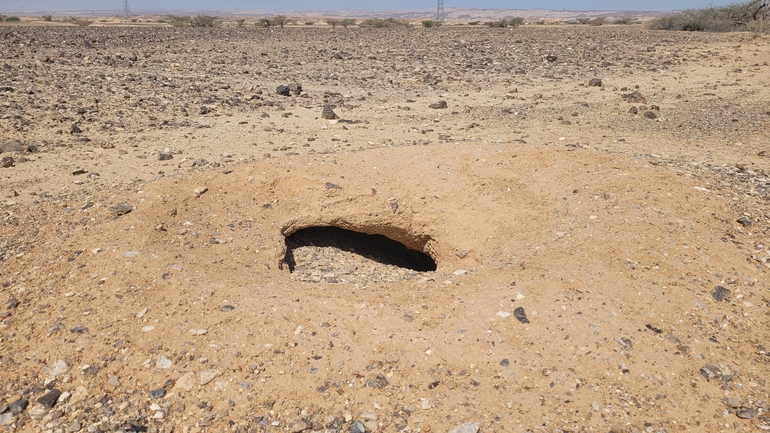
200,369,222,385
136,308,147,319
448,423,479,433
0,413,13,426
170,372,197,393
43,359,71,377
189,328,207,336
157,355,172,369
141,325,155,332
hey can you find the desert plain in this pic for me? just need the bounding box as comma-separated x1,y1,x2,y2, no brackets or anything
1,22,770,433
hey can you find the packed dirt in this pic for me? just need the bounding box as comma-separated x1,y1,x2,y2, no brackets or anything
1,23,770,433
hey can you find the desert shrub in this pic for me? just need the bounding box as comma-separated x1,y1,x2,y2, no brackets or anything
304,21,314,25
190,15,218,27
613,17,637,24
272,15,290,27
166,15,191,27
648,0,769,32
359,18,410,28
340,19,356,27
5,16,21,22
236,18,246,27
485,17,524,28
576,18,591,24
42,15,53,22
256,18,270,27
589,17,607,26
130,18,138,23
71,18,92,26
422,20,442,28
468,21,480,25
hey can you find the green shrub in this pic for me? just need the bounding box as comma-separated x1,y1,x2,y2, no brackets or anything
613,17,637,25
422,20,441,28
340,19,356,27
190,15,218,27
359,18,410,28
42,15,53,22
236,18,246,27
485,17,524,28
5,16,21,22
649,0,770,32
589,17,607,26
468,21,480,25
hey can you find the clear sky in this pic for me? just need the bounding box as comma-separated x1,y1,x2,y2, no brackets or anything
0,0,742,13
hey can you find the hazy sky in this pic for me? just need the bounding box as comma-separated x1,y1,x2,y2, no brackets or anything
0,0,741,13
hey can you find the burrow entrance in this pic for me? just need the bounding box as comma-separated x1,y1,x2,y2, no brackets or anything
283,226,437,284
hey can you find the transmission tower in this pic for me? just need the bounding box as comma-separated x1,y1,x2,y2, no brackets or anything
123,0,130,20
436,0,445,22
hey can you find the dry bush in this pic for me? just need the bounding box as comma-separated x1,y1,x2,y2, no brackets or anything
485,17,524,28
190,15,219,27
649,0,769,32
422,20,442,28
589,17,607,26
166,15,191,27
359,18,410,28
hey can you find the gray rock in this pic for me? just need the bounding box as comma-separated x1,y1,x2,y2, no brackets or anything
737,216,752,227
737,408,757,419
349,420,366,433
712,285,730,302
616,337,633,351
277,85,291,96
588,78,602,87
0,141,24,153
429,100,447,109
109,202,132,215
289,420,310,433
325,182,342,190
514,307,529,324
43,359,71,377
448,422,479,433
37,389,62,408
0,413,12,426
322,104,338,120
149,388,166,399
700,362,733,382
9,399,28,414
724,397,741,408
1,156,14,168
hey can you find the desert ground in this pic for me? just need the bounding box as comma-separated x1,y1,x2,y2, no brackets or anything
1,22,770,433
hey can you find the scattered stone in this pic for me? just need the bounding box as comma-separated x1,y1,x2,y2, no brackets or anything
546,55,557,62
109,202,132,215
588,78,602,87
70,124,82,134
643,110,658,119
9,399,27,415
325,182,343,189
190,328,208,335
724,397,741,408
390,202,398,213
171,372,197,393
0,141,24,152
157,355,172,369
629,106,638,115
221,305,235,312
194,186,208,197
321,104,340,120
365,375,389,388
349,420,366,433
700,362,733,382
43,359,71,377
737,408,758,419
288,83,303,96
149,388,166,399
513,306,529,324
277,85,291,96
737,216,752,227
608,426,640,433
712,285,730,302
1,156,14,168
124,251,141,258
500,358,509,367
37,390,62,408
448,422,479,433
624,91,647,104
616,337,633,351
0,413,12,426
200,369,222,385
429,101,447,109
591,401,600,411
289,420,310,433
386,352,400,364
158,152,173,161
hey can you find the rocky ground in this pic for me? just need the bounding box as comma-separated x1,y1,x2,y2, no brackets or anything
1,23,770,433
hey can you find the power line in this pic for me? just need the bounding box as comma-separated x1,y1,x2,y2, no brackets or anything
436,0,445,22
123,0,130,19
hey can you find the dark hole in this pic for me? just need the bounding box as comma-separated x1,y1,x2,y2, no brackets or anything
284,226,436,273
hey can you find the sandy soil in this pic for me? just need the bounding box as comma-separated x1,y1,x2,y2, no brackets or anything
1,24,770,433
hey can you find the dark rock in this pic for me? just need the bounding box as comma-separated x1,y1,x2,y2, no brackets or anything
629,106,638,115
9,399,28,415
643,110,658,119
109,202,132,216
149,388,166,399
616,337,633,351
737,408,758,419
647,46,656,52
712,285,730,302
221,305,235,312
276,85,291,96
737,216,752,227
500,358,509,367
588,78,602,87
127,424,148,432
199,106,211,115
288,83,302,96
390,202,398,213
321,105,338,120
700,362,733,382
1,156,14,168
158,152,173,161
724,397,741,408
289,420,310,433
546,55,557,62
0,404,7,414
624,91,647,104
37,390,62,409
70,326,88,334
349,420,366,433
0,86,14,92
324,182,342,190
513,307,529,324
70,124,82,134
72,169,87,175
365,375,389,388
429,100,447,109
5,299,17,310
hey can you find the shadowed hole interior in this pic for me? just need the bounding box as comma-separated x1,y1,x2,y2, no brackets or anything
284,226,437,273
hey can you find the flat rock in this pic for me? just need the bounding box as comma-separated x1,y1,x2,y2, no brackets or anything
448,422,479,433
170,371,197,393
